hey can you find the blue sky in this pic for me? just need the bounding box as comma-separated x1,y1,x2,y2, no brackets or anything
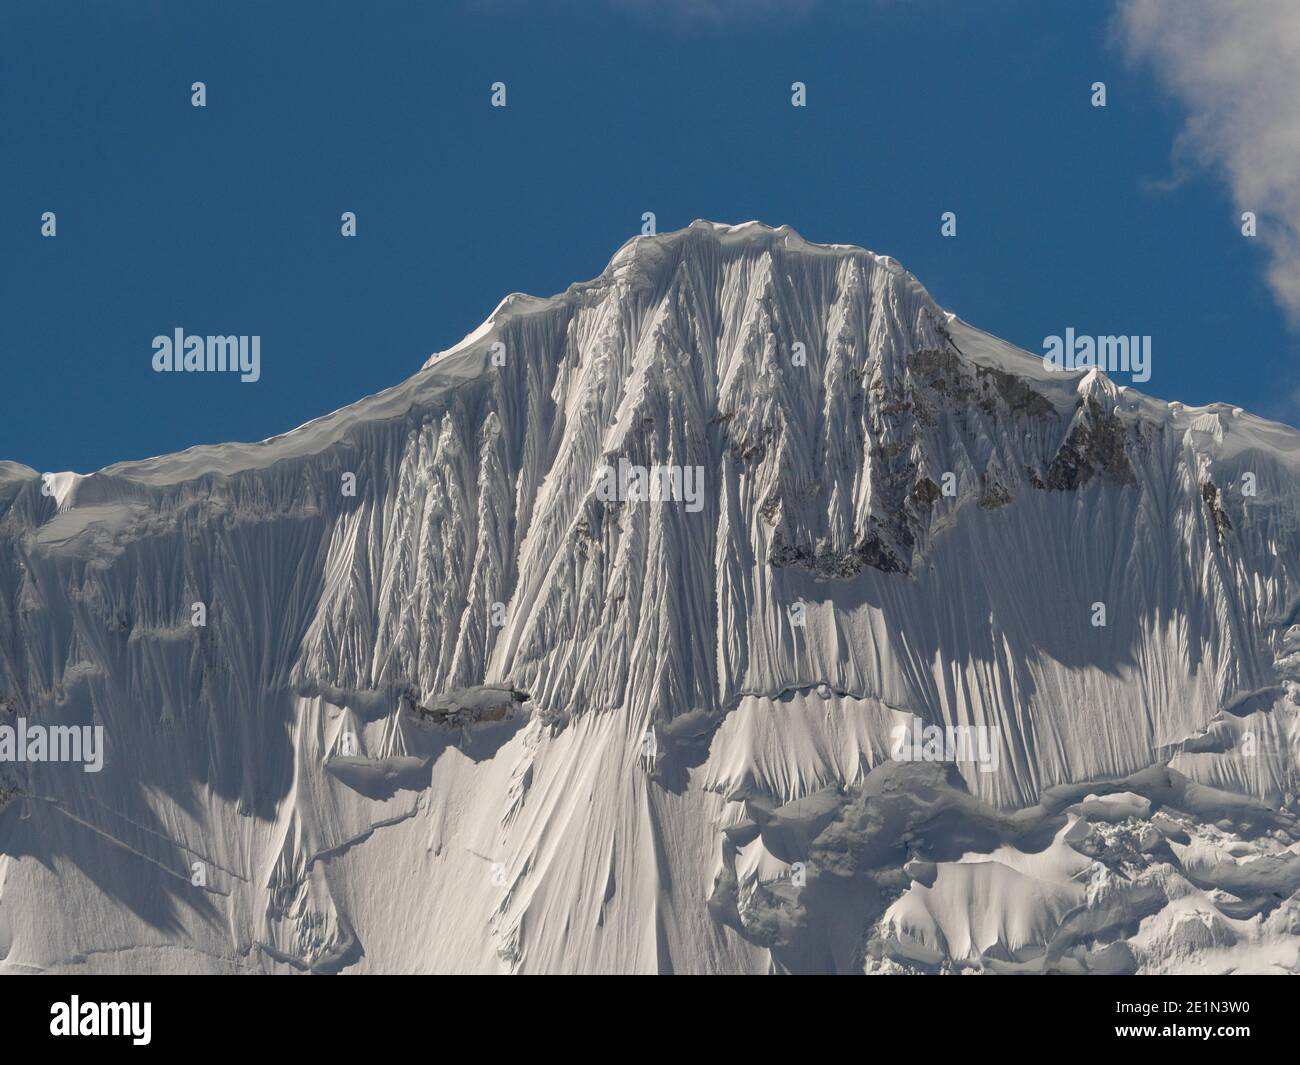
2,0,1295,473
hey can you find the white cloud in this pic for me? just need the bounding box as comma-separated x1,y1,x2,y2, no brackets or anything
1117,0,1300,323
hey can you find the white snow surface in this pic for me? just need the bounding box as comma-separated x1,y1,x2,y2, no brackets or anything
3,220,1300,973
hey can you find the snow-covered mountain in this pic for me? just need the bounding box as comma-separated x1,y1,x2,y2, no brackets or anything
3,220,1300,974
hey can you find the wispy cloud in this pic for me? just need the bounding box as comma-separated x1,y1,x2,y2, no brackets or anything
1116,0,1300,324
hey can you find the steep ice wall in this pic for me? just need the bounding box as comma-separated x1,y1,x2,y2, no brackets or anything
2,221,1300,973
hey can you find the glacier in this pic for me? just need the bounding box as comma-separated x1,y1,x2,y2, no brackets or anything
2,219,1300,973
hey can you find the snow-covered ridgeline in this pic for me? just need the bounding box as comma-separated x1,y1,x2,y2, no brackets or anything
2,220,1300,973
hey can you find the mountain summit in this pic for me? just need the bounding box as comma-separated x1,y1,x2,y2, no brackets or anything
3,221,1300,973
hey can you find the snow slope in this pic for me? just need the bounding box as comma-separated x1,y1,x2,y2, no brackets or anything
2,220,1300,973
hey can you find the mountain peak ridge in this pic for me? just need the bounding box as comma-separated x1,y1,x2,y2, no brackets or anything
425,218,916,372
20,222,1300,495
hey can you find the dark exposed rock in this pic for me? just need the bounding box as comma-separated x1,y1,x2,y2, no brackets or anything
977,479,1013,510
906,348,1055,420
403,684,530,728
855,533,907,573
911,477,941,507
1201,481,1233,543
1035,397,1136,491
770,530,907,577
973,363,1055,419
